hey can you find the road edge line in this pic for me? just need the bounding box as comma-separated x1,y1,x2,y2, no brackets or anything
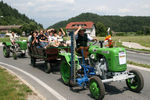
128,64,150,72
0,62,66,100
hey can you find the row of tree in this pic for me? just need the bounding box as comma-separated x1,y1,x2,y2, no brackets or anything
48,12,150,36
0,1,43,35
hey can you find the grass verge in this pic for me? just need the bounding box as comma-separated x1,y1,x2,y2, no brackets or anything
0,67,32,100
127,60,150,69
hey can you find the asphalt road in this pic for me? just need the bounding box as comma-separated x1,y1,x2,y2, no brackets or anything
127,51,150,65
0,46,150,100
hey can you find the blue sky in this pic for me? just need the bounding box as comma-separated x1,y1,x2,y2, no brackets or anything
1,0,150,28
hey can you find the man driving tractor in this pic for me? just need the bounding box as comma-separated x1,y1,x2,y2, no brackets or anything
10,32,18,45
74,26,97,58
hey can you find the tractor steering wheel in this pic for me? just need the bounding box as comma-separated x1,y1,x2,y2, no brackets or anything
92,39,97,45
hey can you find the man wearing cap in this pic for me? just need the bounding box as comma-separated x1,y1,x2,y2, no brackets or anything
74,26,97,58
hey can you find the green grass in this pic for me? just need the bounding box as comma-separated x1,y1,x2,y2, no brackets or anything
127,60,150,69
0,67,32,100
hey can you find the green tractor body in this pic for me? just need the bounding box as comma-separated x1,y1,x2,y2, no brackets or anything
3,42,12,46
15,41,27,50
89,45,127,72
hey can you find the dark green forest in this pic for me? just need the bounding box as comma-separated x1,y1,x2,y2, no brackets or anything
0,1,43,35
48,12,150,36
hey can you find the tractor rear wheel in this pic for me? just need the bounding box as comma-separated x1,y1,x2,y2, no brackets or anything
3,46,10,58
126,70,144,93
89,76,105,100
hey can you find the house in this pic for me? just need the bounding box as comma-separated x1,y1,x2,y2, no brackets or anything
66,21,96,37
0,25,22,33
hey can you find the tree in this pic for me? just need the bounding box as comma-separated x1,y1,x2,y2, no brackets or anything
11,28,22,35
96,22,107,36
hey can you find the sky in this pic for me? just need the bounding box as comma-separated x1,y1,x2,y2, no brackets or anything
1,0,150,28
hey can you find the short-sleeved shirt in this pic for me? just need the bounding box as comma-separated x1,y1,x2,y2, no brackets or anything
38,34,47,41
10,34,18,42
57,35,63,42
48,36,54,42
52,36,58,41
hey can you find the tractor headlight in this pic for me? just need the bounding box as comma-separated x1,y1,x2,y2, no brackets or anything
90,54,95,59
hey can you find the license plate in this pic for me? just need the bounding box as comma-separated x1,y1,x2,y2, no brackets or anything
119,52,126,65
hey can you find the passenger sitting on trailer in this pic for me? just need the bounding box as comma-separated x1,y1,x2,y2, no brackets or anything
74,26,97,58
31,32,38,47
57,28,67,46
38,30,48,48
46,29,58,47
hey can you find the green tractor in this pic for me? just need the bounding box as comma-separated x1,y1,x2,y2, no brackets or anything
3,36,27,59
87,29,144,99
60,29,144,100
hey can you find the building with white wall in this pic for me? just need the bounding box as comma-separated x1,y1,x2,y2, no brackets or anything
66,21,96,37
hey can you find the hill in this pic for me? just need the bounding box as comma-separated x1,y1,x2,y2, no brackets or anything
0,1,43,34
48,12,150,35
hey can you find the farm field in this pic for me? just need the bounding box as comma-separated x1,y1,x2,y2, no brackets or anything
97,35,150,48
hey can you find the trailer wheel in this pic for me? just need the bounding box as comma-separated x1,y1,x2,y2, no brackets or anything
60,60,70,85
89,76,105,100
3,46,10,58
31,57,36,67
126,70,144,93
44,62,51,73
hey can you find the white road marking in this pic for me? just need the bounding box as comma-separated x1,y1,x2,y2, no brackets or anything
128,64,150,72
0,62,66,100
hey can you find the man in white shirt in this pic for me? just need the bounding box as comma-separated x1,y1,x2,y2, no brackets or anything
10,32,18,45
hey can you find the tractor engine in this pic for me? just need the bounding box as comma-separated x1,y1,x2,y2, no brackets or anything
89,46,127,78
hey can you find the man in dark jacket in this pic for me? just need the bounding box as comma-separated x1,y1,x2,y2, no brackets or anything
74,26,97,58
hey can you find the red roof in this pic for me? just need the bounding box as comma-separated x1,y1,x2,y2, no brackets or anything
66,21,94,29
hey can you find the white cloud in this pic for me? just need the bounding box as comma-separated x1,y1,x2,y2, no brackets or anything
27,2,34,7
119,8,131,13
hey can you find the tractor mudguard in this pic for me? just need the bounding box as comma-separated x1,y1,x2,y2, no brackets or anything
15,41,27,50
59,52,79,66
3,42,12,46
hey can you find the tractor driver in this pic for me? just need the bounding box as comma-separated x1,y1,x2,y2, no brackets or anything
10,32,18,45
74,26,97,58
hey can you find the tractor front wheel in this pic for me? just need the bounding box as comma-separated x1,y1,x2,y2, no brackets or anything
126,70,144,93
89,76,105,100
13,48,17,60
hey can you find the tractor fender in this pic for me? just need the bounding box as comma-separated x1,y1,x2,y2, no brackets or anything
3,42,12,46
59,52,79,66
